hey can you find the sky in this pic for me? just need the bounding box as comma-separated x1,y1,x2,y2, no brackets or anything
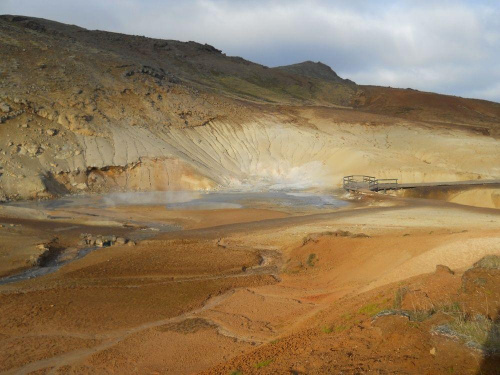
1,0,499,102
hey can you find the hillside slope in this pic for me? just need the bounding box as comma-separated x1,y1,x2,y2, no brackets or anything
0,15,499,200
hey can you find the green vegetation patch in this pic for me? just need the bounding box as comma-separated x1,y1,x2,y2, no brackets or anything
307,253,317,267
358,302,385,316
254,359,274,369
393,286,409,309
435,315,500,352
474,255,500,269
321,325,333,334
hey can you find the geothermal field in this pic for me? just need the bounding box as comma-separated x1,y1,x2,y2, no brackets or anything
0,14,499,375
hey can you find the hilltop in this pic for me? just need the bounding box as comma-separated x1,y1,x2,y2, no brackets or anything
0,15,499,200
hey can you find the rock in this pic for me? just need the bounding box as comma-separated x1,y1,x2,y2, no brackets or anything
46,129,57,136
36,243,49,251
372,309,411,322
127,240,136,247
26,144,43,157
35,108,56,121
27,255,39,266
115,237,127,245
94,236,116,247
430,347,436,356
0,102,11,113
79,233,98,246
21,123,29,128
435,265,454,275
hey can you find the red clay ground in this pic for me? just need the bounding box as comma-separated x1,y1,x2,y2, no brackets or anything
0,196,499,374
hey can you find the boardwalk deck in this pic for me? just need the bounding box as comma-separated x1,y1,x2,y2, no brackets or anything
343,175,500,192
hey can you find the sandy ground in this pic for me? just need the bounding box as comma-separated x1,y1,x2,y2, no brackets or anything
398,185,500,209
0,193,499,374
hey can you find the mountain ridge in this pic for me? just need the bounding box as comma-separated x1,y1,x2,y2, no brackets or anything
0,15,499,201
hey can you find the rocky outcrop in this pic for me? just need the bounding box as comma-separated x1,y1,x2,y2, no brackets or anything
0,15,499,200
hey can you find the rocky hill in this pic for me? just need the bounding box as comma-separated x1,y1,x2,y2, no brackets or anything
0,15,499,200
274,61,355,84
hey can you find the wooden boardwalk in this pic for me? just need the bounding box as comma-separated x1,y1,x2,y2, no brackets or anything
343,175,500,192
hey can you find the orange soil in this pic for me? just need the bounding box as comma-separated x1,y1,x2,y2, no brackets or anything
0,196,499,374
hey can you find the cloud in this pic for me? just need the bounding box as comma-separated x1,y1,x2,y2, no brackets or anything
1,0,499,102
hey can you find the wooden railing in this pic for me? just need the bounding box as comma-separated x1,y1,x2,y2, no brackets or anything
343,175,399,192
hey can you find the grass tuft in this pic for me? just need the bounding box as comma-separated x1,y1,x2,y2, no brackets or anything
473,255,500,270
321,325,333,333
448,315,500,351
335,324,348,332
254,359,273,369
307,253,317,267
393,286,409,309
358,302,384,316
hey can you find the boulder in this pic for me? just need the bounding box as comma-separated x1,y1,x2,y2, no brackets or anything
115,237,127,245
36,243,49,251
0,102,11,113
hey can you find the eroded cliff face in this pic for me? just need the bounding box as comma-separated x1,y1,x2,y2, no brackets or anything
0,15,499,200
1,106,498,200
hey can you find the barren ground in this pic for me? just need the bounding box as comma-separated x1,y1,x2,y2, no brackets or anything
0,191,499,374
0,14,499,375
